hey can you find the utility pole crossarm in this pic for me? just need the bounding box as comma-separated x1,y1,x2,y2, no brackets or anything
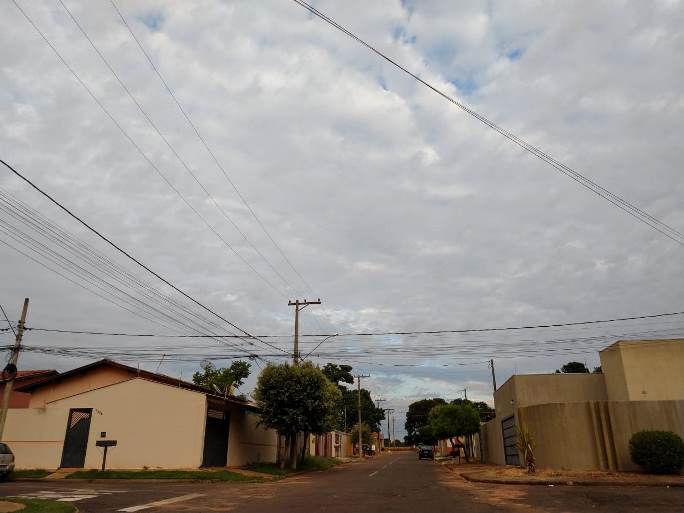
288,299,321,364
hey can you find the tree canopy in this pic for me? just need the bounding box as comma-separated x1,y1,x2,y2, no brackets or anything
350,422,372,445
450,398,495,422
428,403,481,441
337,387,385,432
404,398,446,445
321,363,354,388
555,361,590,373
192,360,251,395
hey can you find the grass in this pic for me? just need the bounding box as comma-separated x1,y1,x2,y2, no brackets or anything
2,498,75,513
65,469,261,481
9,469,52,479
247,456,342,476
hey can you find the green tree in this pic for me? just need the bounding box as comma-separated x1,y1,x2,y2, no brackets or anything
192,360,251,395
450,398,495,422
254,362,341,469
404,398,446,445
321,363,354,388
555,361,590,373
428,403,480,461
337,387,385,432
350,422,372,446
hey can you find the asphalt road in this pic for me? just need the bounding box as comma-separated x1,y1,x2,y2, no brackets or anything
1,452,682,512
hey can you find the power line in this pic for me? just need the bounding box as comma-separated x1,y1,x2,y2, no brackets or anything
0,305,17,338
0,158,288,356
290,0,684,247
109,0,318,298
10,0,287,299
56,0,299,299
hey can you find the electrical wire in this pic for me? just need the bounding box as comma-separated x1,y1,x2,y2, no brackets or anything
290,0,684,247
0,304,17,338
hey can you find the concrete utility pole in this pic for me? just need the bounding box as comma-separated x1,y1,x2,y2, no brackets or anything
375,398,386,409
489,359,497,393
391,413,395,449
288,299,321,364
0,298,29,440
385,408,394,451
355,374,370,458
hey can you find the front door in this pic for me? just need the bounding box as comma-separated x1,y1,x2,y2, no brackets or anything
202,409,230,467
60,408,92,468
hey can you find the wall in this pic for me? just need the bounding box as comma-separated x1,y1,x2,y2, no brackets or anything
601,340,684,401
516,400,684,471
480,418,505,465
226,408,277,466
6,378,207,469
28,366,133,408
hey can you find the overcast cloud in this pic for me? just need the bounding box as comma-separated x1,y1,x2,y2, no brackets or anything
1,0,683,438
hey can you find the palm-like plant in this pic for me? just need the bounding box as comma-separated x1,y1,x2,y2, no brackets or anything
516,425,536,473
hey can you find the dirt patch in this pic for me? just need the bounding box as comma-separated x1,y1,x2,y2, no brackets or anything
0,501,24,513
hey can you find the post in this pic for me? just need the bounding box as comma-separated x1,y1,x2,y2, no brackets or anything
355,374,370,458
0,298,29,440
385,408,394,452
391,413,395,449
101,445,108,471
288,299,321,364
489,359,497,393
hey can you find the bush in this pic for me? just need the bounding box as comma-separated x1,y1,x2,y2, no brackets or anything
629,430,684,474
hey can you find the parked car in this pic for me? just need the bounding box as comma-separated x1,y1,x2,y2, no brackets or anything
0,443,15,479
417,444,433,460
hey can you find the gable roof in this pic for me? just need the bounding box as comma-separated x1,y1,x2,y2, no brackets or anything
1,369,58,384
15,359,256,409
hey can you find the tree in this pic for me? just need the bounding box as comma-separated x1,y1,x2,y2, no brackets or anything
428,403,480,461
350,422,372,446
336,387,385,432
555,361,590,373
192,360,251,395
254,362,341,469
404,398,446,445
450,398,495,422
321,363,354,388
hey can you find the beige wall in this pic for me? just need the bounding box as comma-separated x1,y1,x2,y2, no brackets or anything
28,366,133,408
7,378,207,469
227,408,277,467
600,340,684,401
480,418,505,465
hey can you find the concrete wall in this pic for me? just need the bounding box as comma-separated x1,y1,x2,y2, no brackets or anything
28,366,133,408
6,378,207,469
601,340,684,401
480,418,505,465
227,408,277,466
515,400,684,471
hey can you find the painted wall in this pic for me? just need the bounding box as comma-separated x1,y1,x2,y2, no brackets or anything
6,378,207,469
480,418,505,465
601,340,684,401
28,366,133,408
226,408,277,467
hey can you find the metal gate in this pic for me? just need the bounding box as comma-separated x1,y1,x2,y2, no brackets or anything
501,415,520,466
60,408,92,468
202,409,230,467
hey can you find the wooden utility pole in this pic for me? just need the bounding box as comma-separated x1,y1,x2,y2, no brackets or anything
489,359,497,393
288,299,321,364
0,298,29,440
355,374,370,458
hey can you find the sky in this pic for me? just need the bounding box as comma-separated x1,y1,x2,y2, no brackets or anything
1,0,683,440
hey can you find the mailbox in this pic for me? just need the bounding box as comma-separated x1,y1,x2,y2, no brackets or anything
95,440,117,471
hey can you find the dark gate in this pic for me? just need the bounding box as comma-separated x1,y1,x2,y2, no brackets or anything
501,415,520,466
202,409,230,467
60,408,92,468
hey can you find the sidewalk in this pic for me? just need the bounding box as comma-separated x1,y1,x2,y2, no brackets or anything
444,462,684,487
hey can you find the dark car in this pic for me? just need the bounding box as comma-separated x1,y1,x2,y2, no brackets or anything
0,443,15,479
417,444,433,460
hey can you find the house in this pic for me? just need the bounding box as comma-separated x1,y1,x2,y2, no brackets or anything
4,359,277,470
308,431,352,458
480,339,684,471
0,370,58,408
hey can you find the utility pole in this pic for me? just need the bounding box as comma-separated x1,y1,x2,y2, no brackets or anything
355,374,370,458
385,408,394,451
375,398,385,409
489,359,497,393
0,298,29,440
288,299,321,364
391,413,395,449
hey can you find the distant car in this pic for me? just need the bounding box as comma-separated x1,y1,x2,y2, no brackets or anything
417,445,433,460
0,443,15,479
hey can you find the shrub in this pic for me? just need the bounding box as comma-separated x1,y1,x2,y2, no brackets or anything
629,430,684,474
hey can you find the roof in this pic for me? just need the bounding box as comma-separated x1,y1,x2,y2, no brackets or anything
600,338,684,352
15,359,257,410
0,369,58,384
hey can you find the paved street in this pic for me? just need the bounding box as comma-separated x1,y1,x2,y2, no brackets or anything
1,452,682,512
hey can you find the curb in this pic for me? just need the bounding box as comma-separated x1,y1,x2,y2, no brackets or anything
459,472,684,488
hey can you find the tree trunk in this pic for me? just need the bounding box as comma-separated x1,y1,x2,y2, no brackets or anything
288,433,298,470
300,431,309,462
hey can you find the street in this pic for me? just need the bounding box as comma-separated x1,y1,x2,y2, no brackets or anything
1,452,682,512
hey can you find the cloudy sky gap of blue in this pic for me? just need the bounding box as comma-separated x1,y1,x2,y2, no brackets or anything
1,0,683,438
